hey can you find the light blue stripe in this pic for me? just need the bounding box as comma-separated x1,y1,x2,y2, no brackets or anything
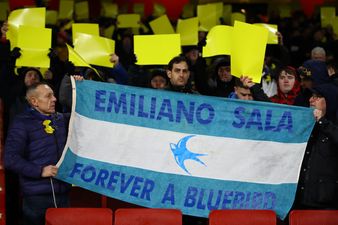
75,80,315,143
57,149,296,219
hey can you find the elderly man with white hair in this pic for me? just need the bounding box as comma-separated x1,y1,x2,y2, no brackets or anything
311,46,326,62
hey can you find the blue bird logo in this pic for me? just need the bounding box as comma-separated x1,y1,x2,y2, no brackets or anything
170,135,207,175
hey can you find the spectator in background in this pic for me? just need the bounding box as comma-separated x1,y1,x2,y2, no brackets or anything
311,46,326,62
149,68,168,89
228,77,253,100
327,60,338,86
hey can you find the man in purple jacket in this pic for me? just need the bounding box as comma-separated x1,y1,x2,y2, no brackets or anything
5,82,71,225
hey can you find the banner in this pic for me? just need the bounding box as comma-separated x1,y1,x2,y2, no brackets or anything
57,80,315,219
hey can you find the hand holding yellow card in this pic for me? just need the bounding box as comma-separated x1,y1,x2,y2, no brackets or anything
231,21,268,83
134,34,181,65
117,14,141,28
15,26,51,68
149,14,174,34
203,25,233,57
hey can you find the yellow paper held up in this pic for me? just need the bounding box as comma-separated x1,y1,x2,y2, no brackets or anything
332,17,338,37
15,26,51,68
66,43,91,67
101,2,118,18
74,33,115,68
203,25,233,57
134,34,181,65
117,14,140,28
321,7,336,27
231,21,268,83
7,7,46,49
177,17,198,46
75,1,89,20
149,14,175,34
103,25,115,38
231,12,245,26
59,0,74,19
46,10,58,25
223,4,232,25
72,23,99,43
254,23,278,44
197,4,218,31
0,1,9,22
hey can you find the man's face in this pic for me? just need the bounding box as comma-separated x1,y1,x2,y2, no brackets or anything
167,61,190,87
24,70,40,87
309,94,326,113
30,85,57,115
235,86,253,100
278,71,296,94
218,66,232,82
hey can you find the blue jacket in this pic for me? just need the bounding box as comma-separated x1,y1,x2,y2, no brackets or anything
4,108,71,196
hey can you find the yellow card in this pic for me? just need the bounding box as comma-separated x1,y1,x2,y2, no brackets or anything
231,21,268,83
176,17,198,46
75,1,89,20
203,25,233,57
254,23,278,44
231,12,245,26
223,4,232,25
279,5,291,18
153,3,166,17
7,7,46,49
0,1,9,21
72,23,99,43
213,2,223,25
197,4,218,31
117,14,141,28
333,17,338,37
134,34,181,65
59,0,74,19
149,14,174,34
182,3,194,19
133,3,144,17
321,7,336,27
16,26,51,68
66,43,90,67
74,33,115,67
101,2,118,18
46,10,58,25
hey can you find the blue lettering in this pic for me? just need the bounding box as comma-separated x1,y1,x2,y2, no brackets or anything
130,176,144,198
95,90,106,112
107,171,120,191
275,111,293,132
149,97,157,119
161,183,175,205
130,94,136,115
245,109,263,130
137,95,149,118
207,190,222,210
95,169,109,187
120,174,134,193
196,103,214,124
232,107,245,128
222,191,233,209
184,186,198,207
140,179,155,201
232,191,245,208
252,192,263,209
107,92,127,114
264,110,276,131
81,166,96,183
197,188,206,210
176,101,194,124
263,192,276,209
157,99,174,122
69,163,83,178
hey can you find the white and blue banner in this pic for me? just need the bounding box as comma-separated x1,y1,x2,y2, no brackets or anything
57,79,315,219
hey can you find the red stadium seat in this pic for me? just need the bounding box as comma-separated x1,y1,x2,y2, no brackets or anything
289,210,338,225
45,208,113,225
114,208,182,225
209,210,277,225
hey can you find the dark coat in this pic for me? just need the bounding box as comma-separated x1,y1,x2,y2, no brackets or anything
4,108,71,196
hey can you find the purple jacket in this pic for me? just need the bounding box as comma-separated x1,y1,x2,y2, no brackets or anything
5,108,71,196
